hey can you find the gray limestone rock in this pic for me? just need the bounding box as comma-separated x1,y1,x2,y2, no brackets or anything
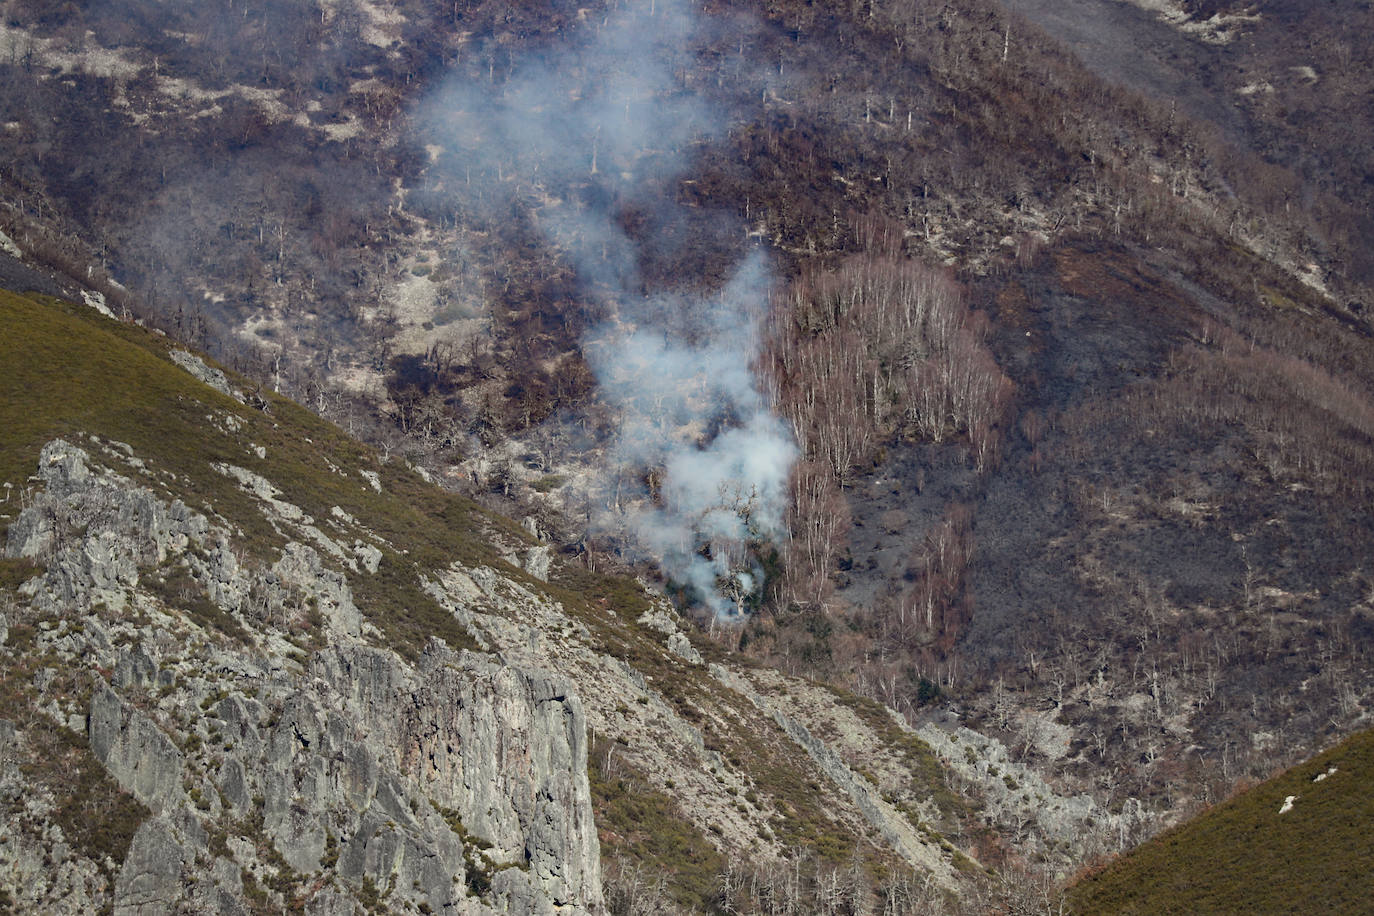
194,536,252,616
305,886,364,916
638,607,702,665
88,683,185,814
246,683,469,908
338,817,463,912
215,695,263,748
353,542,382,574
522,544,552,581
191,856,249,916
6,444,374,649
112,816,189,916
636,609,678,635
34,438,94,499
112,645,157,689
310,642,604,911
3,441,608,914
667,631,703,666
169,349,243,402
917,723,1120,857
271,542,363,639
492,867,558,916
710,665,954,884
217,756,251,810
6,441,209,613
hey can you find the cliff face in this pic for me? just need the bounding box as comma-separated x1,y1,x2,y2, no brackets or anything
2,437,602,914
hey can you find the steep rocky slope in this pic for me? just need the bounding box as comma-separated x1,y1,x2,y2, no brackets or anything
0,288,1124,913
0,290,603,913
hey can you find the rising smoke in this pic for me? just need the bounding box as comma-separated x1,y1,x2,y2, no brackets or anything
417,0,796,617
585,255,796,617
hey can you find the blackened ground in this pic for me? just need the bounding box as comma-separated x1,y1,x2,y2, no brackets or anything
1001,0,1251,145
830,235,1374,804
0,252,77,301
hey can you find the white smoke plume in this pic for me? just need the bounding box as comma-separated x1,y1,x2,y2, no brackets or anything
585,254,796,616
417,0,795,616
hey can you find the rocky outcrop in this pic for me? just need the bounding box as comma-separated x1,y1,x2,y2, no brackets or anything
522,544,552,582
1,440,605,914
917,724,1145,861
88,684,186,815
111,817,191,916
313,642,603,910
711,665,957,887
168,350,243,403
5,440,208,613
265,542,363,640
3,431,1059,914
0,719,106,914
666,631,702,665
637,607,703,665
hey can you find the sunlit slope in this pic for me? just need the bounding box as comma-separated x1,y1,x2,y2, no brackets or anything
0,288,985,911
1069,727,1374,915
0,286,502,655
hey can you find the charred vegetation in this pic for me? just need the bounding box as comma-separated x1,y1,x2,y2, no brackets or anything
1,0,1373,905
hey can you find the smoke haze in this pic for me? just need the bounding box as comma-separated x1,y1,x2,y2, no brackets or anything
417,0,795,616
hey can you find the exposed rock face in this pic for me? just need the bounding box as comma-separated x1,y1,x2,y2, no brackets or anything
522,544,553,581
267,542,364,640
916,724,1147,860
711,665,957,887
1,441,604,914
638,608,703,665
88,684,186,815
2,430,1108,915
314,644,602,908
666,631,703,666
111,817,190,916
168,350,243,403
5,440,209,613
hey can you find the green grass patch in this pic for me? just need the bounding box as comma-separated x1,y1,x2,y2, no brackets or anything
144,565,251,644
545,563,653,623
0,557,41,593
530,474,566,493
351,551,480,660
1069,728,1374,915
0,289,279,551
1257,283,1301,313
0,627,148,880
22,717,151,877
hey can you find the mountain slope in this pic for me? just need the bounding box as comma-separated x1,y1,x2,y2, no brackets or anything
3,0,1374,908
0,287,600,913
1069,727,1374,915
1,287,1087,913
